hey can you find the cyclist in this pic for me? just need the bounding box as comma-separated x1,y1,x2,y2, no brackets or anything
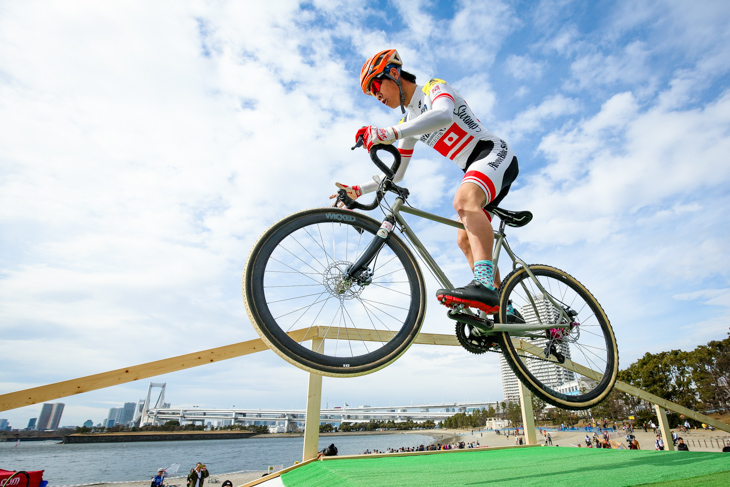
332,49,519,313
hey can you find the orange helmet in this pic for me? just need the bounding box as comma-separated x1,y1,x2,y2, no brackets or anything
360,49,403,96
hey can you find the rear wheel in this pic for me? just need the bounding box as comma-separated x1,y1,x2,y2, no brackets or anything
497,265,618,409
243,208,426,377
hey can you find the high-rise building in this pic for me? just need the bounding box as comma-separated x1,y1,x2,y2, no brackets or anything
105,402,137,427
27,418,37,430
107,407,122,427
120,402,136,425
0,419,9,431
501,294,575,403
37,403,65,430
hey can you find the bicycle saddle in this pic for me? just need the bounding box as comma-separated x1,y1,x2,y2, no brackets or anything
487,206,533,227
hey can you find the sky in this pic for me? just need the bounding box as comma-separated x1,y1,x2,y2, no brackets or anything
1,0,729,428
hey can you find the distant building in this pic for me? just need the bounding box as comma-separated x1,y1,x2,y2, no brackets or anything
501,294,575,403
27,418,37,430
106,402,138,428
0,419,9,431
37,403,65,430
121,402,136,425
83,420,93,428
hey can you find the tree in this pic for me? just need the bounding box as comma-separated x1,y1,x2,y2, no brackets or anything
688,334,730,413
619,350,697,409
505,402,522,427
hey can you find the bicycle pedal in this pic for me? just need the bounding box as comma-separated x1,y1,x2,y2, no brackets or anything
446,309,494,332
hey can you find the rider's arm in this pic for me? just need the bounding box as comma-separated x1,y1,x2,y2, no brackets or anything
357,137,417,194
391,82,455,140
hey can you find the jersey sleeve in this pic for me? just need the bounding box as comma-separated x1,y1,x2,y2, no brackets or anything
391,80,455,140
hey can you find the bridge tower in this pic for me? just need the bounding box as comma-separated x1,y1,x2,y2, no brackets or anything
135,382,167,426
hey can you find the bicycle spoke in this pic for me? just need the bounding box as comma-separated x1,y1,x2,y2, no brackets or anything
246,208,424,374
499,265,617,408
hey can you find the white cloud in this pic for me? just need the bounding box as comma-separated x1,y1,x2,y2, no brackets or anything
568,41,654,91
506,54,546,80
1,0,729,430
448,0,517,69
499,94,581,142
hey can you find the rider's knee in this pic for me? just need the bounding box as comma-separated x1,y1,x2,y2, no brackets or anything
453,185,486,215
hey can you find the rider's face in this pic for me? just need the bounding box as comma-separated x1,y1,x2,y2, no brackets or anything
372,69,401,109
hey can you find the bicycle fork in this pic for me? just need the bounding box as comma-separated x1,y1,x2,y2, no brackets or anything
343,214,397,285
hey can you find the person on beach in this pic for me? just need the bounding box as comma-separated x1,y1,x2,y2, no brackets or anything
152,468,166,487
655,435,664,451
318,443,338,458
187,463,209,487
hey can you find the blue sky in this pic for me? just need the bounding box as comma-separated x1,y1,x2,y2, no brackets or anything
1,0,729,428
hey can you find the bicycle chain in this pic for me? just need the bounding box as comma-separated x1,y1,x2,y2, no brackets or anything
455,321,571,365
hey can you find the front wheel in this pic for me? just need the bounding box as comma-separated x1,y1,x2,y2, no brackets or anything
497,265,618,409
243,208,427,377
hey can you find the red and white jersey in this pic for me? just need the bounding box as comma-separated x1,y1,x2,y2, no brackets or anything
359,78,504,194
395,79,501,169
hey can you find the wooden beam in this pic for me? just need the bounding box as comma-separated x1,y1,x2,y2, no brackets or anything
613,380,730,434
302,337,324,462
316,327,460,347
0,329,310,412
4,323,728,441
518,382,537,445
655,404,674,451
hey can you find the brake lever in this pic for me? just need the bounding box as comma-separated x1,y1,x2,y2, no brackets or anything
333,188,357,209
351,136,364,150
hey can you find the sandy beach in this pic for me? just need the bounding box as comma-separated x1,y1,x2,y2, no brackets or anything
432,425,730,452
78,426,729,487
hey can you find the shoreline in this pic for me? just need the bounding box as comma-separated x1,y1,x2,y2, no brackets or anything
47,428,729,487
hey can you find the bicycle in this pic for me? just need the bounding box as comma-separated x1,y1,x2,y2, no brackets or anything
243,145,619,409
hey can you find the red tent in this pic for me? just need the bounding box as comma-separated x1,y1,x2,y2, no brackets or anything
0,470,45,487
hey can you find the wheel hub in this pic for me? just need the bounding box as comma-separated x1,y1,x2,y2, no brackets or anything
323,261,366,300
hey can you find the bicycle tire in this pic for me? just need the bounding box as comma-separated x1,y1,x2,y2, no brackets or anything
497,264,618,409
243,207,427,377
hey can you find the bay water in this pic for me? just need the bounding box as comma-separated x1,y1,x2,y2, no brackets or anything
0,433,440,486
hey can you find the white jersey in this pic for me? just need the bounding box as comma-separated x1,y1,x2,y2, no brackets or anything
359,78,510,195
396,79,503,169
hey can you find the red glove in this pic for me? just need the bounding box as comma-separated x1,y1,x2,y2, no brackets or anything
355,126,397,151
334,182,362,200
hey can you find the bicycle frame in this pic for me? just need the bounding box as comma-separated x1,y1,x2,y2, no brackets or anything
339,145,572,336
372,196,572,336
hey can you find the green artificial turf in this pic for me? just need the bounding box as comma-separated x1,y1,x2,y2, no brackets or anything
281,447,730,487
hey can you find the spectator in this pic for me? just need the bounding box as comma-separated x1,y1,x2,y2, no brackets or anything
676,438,689,451
655,435,664,451
321,443,338,457
187,463,209,487
152,469,166,487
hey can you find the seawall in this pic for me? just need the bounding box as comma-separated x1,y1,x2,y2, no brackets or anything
62,431,255,443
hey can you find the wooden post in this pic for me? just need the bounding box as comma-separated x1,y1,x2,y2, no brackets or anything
654,403,674,451
302,337,324,461
518,382,537,445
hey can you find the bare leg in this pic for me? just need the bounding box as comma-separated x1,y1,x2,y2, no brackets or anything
457,228,501,288
454,183,500,288
453,183,492,262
